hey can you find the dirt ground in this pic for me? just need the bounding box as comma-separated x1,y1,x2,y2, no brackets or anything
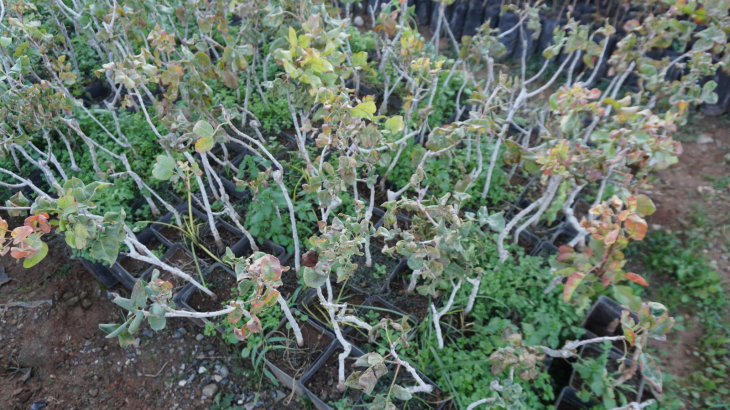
645,114,730,384
0,235,305,410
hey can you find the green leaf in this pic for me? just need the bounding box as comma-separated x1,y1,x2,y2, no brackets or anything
391,384,412,401
128,311,145,334
23,242,48,268
193,120,215,139
148,303,167,331
195,137,215,153
90,236,121,266
635,194,656,216
302,266,327,288
639,353,662,392
352,101,377,119
0,37,11,48
105,321,129,338
563,272,583,302
613,285,642,312
152,155,176,180
384,116,404,133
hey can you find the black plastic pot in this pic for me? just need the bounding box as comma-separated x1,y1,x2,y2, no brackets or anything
299,285,369,332
140,244,208,293
568,342,645,405
81,79,112,108
187,218,251,265
554,386,595,409
533,241,558,259
538,18,564,59
483,4,500,29
497,12,521,59
264,314,335,395
461,0,485,38
582,296,639,353
175,262,237,328
448,0,468,40
111,234,170,290
513,21,538,61
663,49,685,82
702,69,730,116
300,341,365,410
78,257,119,288
151,203,209,248
581,35,618,88
351,245,406,296
416,0,432,26
517,230,541,255
550,225,578,247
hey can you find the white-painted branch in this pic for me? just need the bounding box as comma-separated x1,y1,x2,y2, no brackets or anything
277,296,303,347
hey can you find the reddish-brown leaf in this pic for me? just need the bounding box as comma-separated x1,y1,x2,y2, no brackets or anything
625,272,649,286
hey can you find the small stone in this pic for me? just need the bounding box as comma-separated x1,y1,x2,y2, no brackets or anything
81,299,92,309
202,383,218,398
213,375,223,382
274,389,286,403
244,404,255,410
65,296,80,307
89,388,99,397
218,365,229,378
697,133,714,144
196,334,204,342
208,350,215,356
196,352,205,360
177,327,188,336
79,291,88,300
142,329,154,339
724,153,730,162
62,292,74,301
178,380,187,387
354,16,364,26
652,224,662,231
199,366,207,374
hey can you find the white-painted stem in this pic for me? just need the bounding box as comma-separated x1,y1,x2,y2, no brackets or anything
277,297,303,347
431,278,463,349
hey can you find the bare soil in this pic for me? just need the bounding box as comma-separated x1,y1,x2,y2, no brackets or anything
187,266,237,313
384,270,433,321
303,347,361,406
643,115,730,386
0,235,306,409
265,321,333,381
350,251,400,295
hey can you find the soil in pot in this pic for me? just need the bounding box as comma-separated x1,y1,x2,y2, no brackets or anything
121,237,167,277
157,221,194,246
573,199,591,222
517,232,540,255
360,369,442,410
159,247,205,292
303,285,368,328
384,271,432,321
266,321,333,381
187,266,237,313
552,229,576,247
195,224,242,264
350,251,399,295
304,347,361,407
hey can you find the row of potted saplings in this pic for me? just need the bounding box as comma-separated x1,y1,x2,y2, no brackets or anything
553,296,654,409
75,131,446,408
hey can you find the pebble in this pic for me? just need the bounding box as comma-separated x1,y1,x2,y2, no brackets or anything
142,329,154,339
354,16,364,26
697,133,714,144
208,350,215,356
65,296,80,307
178,380,187,387
89,388,99,397
244,404,255,410
218,365,229,378
213,375,223,382
178,327,187,336
82,299,92,309
62,292,74,301
202,383,218,398
198,366,207,374
196,334,204,342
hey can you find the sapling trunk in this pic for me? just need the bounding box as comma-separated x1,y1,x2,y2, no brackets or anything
405,269,421,294
276,297,304,347
513,176,562,244
316,280,351,392
364,184,375,267
431,278,463,349
184,152,225,254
